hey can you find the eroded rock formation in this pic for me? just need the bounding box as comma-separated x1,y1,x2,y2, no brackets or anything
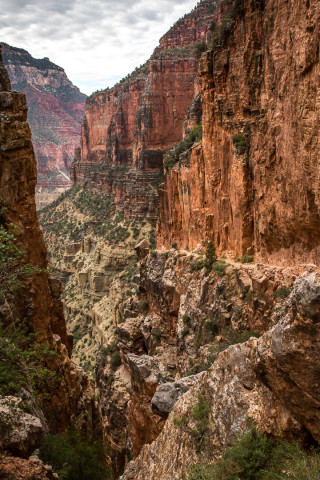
2,43,86,208
71,1,218,220
0,47,95,434
122,271,320,480
158,0,320,265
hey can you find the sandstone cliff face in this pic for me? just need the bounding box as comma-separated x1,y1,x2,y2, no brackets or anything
158,0,320,265
71,1,219,220
0,49,94,434
2,43,86,207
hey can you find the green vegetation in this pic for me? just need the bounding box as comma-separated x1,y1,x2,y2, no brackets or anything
74,189,114,220
173,415,188,427
237,253,254,263
110,351,122,370
0,223,42,302
205,241,217,268
190,258,207,272
39,429,111,480
182,313,192,326
0,217,57,397
153,42,207,60
212,261,227,276
232,133,248,155
210,0,244,49
164,123,202,169
273,286,292,300
0,320,58,397
187,427,320,480
151,328,162,340
190,393,211,449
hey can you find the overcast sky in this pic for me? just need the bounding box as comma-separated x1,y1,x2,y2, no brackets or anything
1,0,199,95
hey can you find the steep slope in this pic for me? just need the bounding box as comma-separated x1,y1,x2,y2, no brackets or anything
71,0,219,220
2,43,86,208
0,45,95,457
158,0,320,265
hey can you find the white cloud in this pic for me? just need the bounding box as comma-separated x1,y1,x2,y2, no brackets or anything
1,0,198,94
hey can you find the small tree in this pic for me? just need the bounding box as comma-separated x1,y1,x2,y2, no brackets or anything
205,241,217,268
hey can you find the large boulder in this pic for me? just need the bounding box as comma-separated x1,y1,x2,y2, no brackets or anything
0,397,43,458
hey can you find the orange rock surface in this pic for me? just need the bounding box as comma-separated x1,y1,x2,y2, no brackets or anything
71,1,218,220
0,49,95,433
158,0,320,265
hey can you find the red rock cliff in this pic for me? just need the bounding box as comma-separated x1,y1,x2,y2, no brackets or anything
158,0,320,265
0,47,95,433
2,43,86,190
71,1,219,220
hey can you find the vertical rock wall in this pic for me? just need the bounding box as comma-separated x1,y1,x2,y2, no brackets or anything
0,47,95,433
158,0,320,265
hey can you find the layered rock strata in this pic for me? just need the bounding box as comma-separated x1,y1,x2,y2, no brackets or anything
158,0,320,265
71,1,219,220
2,43,86,207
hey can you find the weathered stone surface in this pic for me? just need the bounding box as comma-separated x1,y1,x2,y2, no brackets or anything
121,273,320,480
0,397,43,458
71,1,218,220
2,42,86,207
0,56,95,433
158,0,320,265
151,374,203,415
0,454,58,480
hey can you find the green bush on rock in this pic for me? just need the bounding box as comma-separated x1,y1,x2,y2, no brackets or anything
39,429,111,480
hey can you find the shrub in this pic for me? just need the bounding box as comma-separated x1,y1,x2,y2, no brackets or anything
0,319,58,397
182,313,192,325
0,223,43,302
212,261,227,276
151,328,162,340
206,426,320,480
205,241,217,268
139,299,149,313
240,253,254,263
232,133,248,155
173,415,187,427
172,242,178,249
110,351,121,370
164,123,202,169
204,317,218,335
39,429,111,480
273,286,292,300
190,393,211,449
191,258,206,272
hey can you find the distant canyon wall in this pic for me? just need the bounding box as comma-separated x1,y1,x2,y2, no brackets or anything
71,0,219,220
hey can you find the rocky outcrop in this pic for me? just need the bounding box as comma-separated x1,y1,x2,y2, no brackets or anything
0,454,58,480
96,240,315,475
0,48,95,433
71,1,219,220
158,0,320,265
0,398,43,458
121,272,320,480
2,43,86,207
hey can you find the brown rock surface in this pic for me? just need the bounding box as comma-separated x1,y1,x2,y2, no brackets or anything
0,49,95,433
158,0,320,265
2,43,86,207
71,1,219,220
121,272,320,480
0,454,58,480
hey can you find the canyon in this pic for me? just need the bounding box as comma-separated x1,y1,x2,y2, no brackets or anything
2,43,86,209
1,0,320,479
